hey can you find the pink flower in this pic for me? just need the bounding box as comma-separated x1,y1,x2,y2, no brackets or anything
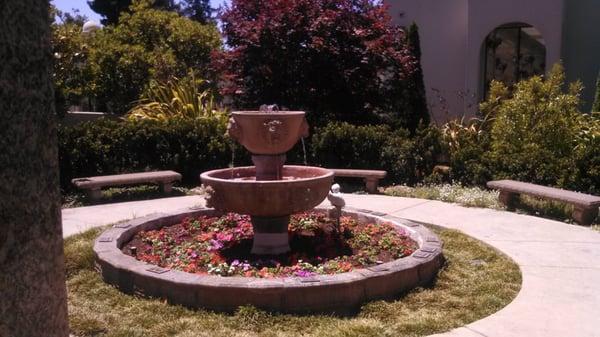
216,232,233,242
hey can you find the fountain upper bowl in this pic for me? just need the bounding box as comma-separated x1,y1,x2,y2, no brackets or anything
228,111,309,155
200,166,334,217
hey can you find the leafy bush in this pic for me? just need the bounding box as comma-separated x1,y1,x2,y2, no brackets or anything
127,74,227,122
441,107,495,186
216,0,416,127
58,118,246,189
52,0,221,114
444,64,600,194
569,112,600,194
310,122,442,184
51,19,94,115
487,64,581,187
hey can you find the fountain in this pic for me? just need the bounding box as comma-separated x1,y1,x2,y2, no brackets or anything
200,110,333,255
93,108,444,314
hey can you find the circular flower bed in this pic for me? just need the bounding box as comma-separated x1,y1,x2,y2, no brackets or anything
123,212,418,278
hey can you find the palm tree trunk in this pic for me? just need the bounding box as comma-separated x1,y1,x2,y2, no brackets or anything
0,1,69,337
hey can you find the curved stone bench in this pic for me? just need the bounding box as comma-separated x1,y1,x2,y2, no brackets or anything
72,170,182,200
330,169,387,193
487,179,600,226
93,207,443,314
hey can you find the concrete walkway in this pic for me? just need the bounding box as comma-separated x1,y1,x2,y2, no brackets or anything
62,194,600,337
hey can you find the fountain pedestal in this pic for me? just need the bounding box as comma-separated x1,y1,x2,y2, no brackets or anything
252,154,286,181
202,110,332,256
250,215,290,254
250,154,289,254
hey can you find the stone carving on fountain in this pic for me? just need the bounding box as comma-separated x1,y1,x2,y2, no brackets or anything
201,109,333,255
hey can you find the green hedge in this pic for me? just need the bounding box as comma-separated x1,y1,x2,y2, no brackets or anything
59,119,444,190
58,118,249,189
310,122,443,184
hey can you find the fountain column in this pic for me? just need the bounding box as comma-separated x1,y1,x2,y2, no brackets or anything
250,154,289,254
205,110,320,256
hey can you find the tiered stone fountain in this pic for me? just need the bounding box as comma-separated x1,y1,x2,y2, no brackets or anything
200,110,333,255
93,109,443,314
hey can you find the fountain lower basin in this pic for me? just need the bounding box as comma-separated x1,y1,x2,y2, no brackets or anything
200,166,334,217
93,207,444,314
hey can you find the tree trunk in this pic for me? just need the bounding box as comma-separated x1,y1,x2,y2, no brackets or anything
0,1,70,337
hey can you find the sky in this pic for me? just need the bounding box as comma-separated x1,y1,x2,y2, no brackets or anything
52,0,229,23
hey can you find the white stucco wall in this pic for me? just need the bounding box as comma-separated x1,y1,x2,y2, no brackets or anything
465,0,564,105
388,0,468,123
387,0,565,122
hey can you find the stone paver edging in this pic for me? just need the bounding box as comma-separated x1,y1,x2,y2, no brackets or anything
93,207,443,314
63,194,600,337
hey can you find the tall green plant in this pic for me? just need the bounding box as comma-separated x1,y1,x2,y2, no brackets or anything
405,23,430,132
593,71,600,112
127,74,227,122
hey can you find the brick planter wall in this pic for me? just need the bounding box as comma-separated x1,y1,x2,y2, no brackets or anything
93,207,444,314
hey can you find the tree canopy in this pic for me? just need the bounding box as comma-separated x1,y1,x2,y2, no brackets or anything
216,0,417,126
87,0,177,25
53,0,221,113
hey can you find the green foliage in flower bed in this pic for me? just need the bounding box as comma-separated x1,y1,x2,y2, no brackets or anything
66,226,521,337
124,212,418,278
384,184,502,209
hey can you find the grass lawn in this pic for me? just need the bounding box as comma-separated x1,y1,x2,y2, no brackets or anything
61,185,202,208
66,225,521,337
383,184,600,229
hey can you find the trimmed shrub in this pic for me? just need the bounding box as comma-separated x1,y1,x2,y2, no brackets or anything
58,118,248,189
59,119,445,190
310,122,442,184
568,112,600,194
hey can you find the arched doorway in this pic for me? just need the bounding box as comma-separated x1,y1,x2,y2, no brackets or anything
482,23,546,97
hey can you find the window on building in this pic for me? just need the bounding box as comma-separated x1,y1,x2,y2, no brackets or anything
483,24,546,97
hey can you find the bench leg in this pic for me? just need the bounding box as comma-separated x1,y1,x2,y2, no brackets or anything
572,207,598,226
498,191,519,211
160,182,174,194
364,178,379,194
87,188,102,201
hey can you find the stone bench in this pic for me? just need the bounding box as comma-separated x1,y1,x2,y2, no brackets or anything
330,169,387,193
487,180,600,226
72,171,182,200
